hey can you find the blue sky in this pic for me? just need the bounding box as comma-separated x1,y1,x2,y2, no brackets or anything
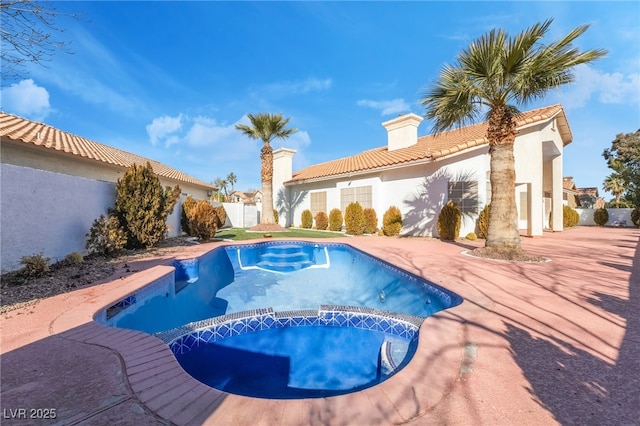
1,1,638,199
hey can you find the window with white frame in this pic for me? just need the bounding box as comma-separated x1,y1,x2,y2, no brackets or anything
310,192,327,216
340,186,372,211
448,181,479,214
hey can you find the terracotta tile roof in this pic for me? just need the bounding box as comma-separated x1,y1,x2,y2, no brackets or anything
0,112,216,190
288,104,571,184
577,187,599,196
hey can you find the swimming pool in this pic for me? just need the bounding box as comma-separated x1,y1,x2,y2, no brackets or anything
99,241,462,398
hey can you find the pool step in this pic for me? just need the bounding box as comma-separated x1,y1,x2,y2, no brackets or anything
256,245,314,273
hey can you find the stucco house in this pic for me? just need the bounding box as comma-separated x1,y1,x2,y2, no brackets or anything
230,190,262,205
0,112,216,271
272,104,572,238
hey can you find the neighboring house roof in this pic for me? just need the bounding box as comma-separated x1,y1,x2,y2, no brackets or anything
563,177,579,194
231,190,262,203
287,104,571,184
0,111,216,190
577,187,599,197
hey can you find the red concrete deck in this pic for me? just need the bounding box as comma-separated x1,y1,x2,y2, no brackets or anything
1,226,639,425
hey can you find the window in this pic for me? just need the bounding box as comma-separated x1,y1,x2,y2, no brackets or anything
448,181,478,214
340,186,372,211
310,192,327,216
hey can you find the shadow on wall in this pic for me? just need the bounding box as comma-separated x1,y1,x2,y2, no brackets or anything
276,187,308,227
401,169,478,237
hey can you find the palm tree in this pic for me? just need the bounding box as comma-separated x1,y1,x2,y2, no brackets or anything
420,19,606,252
213,177,228,201
603,173,625,208
235,113,297,225
227,172,237,195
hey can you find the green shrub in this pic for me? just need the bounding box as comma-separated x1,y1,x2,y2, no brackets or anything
466,232,477,241
301,209,313,229
345,202,365,235
329,208,343,231
563,205,579,228
65,252,84,265
86,214,127,255
594,208,609,226
113,162,180,249
273,209,279,225
189,201,218,241
382,206,402,236
477,204,490,239
213,206,227,229
363,208,378,234
181,196,198,235
437,200,462,240
315,211,329,230
631,207,640,227
19,252,50,278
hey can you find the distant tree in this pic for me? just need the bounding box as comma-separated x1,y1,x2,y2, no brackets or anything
603,174,626,208
1,0,79,83
235,113,297,225
226,172,237,194
420,18,606,255
213,177,229,201
603,130,640,206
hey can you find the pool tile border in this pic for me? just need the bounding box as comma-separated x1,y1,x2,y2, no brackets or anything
159,305,421,357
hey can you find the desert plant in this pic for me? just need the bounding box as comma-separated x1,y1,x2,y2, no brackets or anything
301,209,313,229
181,196,198,235
213,206,227,229
477,204,490,239
631,207,640,227
189,201,218,241
19,252,50,278
329,208,343,231
344,202,365,235
65,252,84,265
437,200,462,240
593,208,609,226
382,206,402,236
363,208,378,234
466,232,478,241
112,162,180,249
86,214,128,255
273,209,279,225
563,205,579,227
315,211,329,230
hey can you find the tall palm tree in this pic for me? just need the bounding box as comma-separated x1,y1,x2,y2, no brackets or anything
226,172,237,195
420,19,606,251
235,113,297,225
213,177,228,201
603,173,625,208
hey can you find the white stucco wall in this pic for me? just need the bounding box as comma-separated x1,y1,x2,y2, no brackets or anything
575,208,634,226
1,163,115,272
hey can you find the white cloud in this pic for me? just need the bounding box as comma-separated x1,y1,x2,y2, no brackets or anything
258,77,332,98
357,98,410,116
555,64,640,109
0,79,51,120
146,114,183,146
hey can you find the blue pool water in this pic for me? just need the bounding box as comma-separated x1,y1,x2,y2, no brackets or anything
102,241,462,398
177,326,417,399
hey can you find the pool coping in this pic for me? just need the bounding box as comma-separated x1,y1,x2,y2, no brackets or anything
50,240,471,425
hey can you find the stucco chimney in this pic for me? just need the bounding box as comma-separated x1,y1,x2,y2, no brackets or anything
382,113,424,151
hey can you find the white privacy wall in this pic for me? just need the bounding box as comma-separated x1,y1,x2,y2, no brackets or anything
1,163,115,272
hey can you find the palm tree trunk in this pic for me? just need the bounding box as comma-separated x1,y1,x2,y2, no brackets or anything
260,142,275,224
485,106,521,250
486,142,521,249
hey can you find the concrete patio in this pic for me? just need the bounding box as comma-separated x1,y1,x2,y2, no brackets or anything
1,226,638,425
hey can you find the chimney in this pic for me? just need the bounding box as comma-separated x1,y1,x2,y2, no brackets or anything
382,113,424,151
